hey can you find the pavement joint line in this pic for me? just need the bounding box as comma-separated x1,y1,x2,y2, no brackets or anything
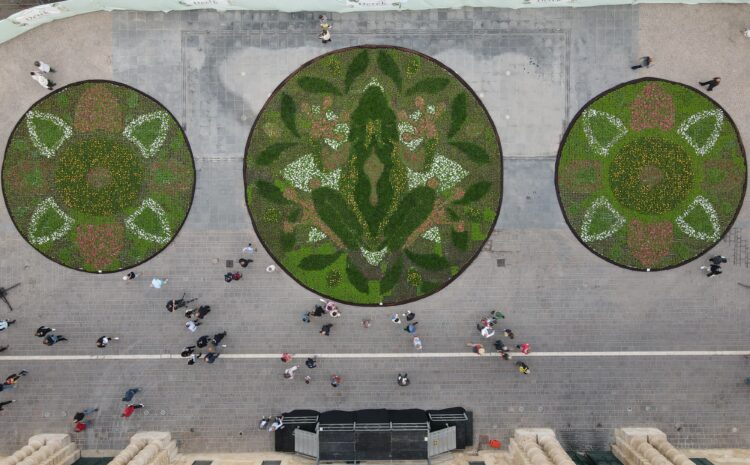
1,351,749,361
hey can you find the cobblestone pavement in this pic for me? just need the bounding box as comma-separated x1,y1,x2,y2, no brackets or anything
0,4,749,456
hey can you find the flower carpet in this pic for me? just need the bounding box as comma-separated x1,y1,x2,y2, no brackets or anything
2,81,195,272
244,46,502,305
556,78,746,270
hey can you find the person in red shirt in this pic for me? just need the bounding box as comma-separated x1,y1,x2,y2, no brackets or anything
280,352,293,363
516,343,531,355
122,403,144,418
74,420,91,432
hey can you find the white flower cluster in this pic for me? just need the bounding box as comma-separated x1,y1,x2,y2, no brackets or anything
26,111,72,158
580,196,625,243
426,105,436,115
677,109,723,156
125,198,172,244
311,105,321,115
282,153,341,192
407,154,468,192
360,246,388,266
421,226,441,243
27,197,74,245
324,123,350,151
398,121,423,152
582,108,627,157
123,111,170,159
308,226,327,243
364,77,385,93
409,109,422,121
325,110,338,121
675,195,720,241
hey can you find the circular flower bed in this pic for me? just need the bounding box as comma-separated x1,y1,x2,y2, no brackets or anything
556,78,746,270
245,46,502,305
2,81,195,272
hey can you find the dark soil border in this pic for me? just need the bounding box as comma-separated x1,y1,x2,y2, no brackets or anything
1,79,197,274
243,44,503,306
554,77,747,272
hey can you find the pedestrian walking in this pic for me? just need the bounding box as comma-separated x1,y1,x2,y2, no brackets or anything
196,335,210,348
304,375,311,384
266,265,276,273
96,336,119,348
204,352,220,364
517,343,531,354
403,322,418,334
0,383,15,392
480,326,495,338
224,272,234,282
397,373,410,386
630,56,652,70
35,326,55,337
187,353,201,365
258,416,270,429
238,258,252,267
699,77,721,91
362,319,371,328
242,243,255,254
122,271,140,281
185,320,201,332
166,294,195,312
74,420,91,432
0,346,8,353
43,334,67,346
30,72,54,90
322,300,338,315
302,312,311,323
34,60,54,73
305,357,317,369
0,400,16,411
150,278,168,289
490,310,506,320
709,255,727,265
516,361,530,374
320,323,333,336
743,28,750,38
701,264,723,277
502,328,515,339
311,305,325,317
73,407,98,423
284,365,299,379
499,350,513,360
330,374,341,387
181,346,196,357
412,335,423,351
4,370,28,385
494,339,508,352
479,316,496,328
195,305,211,320
122,403,144,418
390,313,401,324
211,331,227,346
281,352,293,363
269,416,284,432
122,388,140,402
319,21,332,43
467,343,485,355
0,319,16,331
403,311,416,321
232,271,242,281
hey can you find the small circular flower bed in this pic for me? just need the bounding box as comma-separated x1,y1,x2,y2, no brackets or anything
556,78,747,270
245,46,502,305
2,81,195,272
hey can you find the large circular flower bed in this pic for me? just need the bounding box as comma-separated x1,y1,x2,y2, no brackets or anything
2,81,195,272
556,78,746,270
245,46,502,305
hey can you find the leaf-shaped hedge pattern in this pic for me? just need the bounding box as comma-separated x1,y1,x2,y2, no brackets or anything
299,251,342,270
256,142,296,166
450,141,489,164
383,186,435,250
380,256,403,294
448,93,467,138
454,181,492,205
255,180,287,204
405,77,450,96
377,50,402,91
405,249,450,270
312,187,362,249
297,76,342,95
345,49,369,93
280,93,299,137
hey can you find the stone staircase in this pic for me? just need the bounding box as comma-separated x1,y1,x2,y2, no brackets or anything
0,434,80,465
108,432,178,465
509,429,576,465
612,428,694,465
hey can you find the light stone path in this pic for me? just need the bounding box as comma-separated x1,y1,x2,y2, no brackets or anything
0,4,749,457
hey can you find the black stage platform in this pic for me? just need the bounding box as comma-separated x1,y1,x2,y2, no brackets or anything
275,407,472,462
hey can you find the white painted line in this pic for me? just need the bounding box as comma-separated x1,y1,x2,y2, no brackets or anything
0,350,749,362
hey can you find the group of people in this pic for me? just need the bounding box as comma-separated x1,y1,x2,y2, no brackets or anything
0,370,29,412
468,311,532,375
302,299,341,336
72,387,145,432
181,332,227,365
390,311,422,350
281,353,319,385
29,60,55,90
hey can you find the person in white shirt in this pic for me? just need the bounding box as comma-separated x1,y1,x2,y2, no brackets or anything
0,319,16,331
185,320,201,332
34,61,54,73
30,72,54,90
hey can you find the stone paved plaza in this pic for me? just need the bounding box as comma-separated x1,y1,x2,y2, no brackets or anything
0,3,749,456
